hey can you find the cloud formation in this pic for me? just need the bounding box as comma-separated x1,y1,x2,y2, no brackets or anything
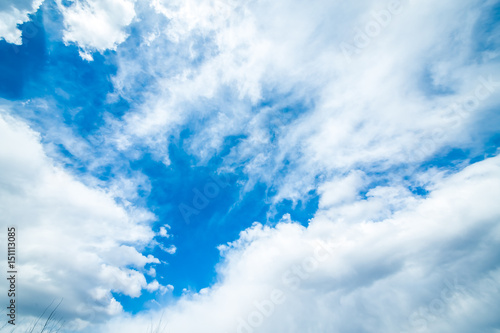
105,0,500,202
0,111,169,331
0,0,43,44
54,0,136,60
0,0,499,331
98,154,500,333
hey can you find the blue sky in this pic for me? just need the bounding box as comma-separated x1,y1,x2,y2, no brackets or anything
1,2,322,301
0,0,500,332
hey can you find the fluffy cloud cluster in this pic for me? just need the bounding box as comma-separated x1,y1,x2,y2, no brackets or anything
98,154,500,333
0,111,169,331
0,0,43,44
0,0,137,60
56,0,137,60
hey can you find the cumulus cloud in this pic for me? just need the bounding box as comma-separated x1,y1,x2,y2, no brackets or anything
0,111,166,330
0,0,43,44
146,280,173,294
97,155,500,333
56,0,136,60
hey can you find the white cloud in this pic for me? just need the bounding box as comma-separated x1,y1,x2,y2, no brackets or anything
0,0,43,44
146,280,173,294
104,0,500,204
0,111,165,330
158,224,171,238
317,170,367,209
3,0,498,331
162,244,177,254
56,0,136,60
96,155,500,332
